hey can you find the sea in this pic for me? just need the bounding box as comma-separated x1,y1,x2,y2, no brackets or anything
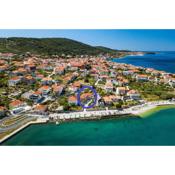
2,51,175,145
113,51,175,73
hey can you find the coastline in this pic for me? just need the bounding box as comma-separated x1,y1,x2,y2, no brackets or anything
108,52,146,60
1,100,175,144
139,105,175,118
0,118,48,144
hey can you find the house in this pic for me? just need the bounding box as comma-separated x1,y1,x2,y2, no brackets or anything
64,74,76,84
151,70,161,76
103,96,113,105
0,65,8,73
109,95,121,102
25,64,36,72
30,91,42,101
52,84,64,96
68,85,78,93
104,80,113,93
73,81,81,88
80,93,93,101
109,71,116,78
169,78,175,87
136,74,149,82
43,65,53,71
103,95,121,105
68,81,81,92
9,100,26,109
14,68,27,76
64,75,73,84
127,90,141,100
99,75,109,81
0,106,6,117
0,52,15,59
8,76,21,86
34,104,47,114
69,61,84,70
38,86,51,96
41,77,53,85
116,87,127,95
21,90,34,100
68,96,77,105
123,70,134,76
23,75,35,84
0,60,7,65
9,100,27,114
111,79,118,86
55,66,65,75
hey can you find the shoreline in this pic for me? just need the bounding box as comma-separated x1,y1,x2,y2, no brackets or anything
1,101,175,144
139,105,175,117
108,52,146,60
0,118,48,144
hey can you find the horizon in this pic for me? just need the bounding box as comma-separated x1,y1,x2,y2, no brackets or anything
0,30,175,51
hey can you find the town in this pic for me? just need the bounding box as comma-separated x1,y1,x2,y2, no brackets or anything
0,52,175,116
0,51,175,141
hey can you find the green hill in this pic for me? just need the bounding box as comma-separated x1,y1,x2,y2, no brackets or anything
0,37,119,56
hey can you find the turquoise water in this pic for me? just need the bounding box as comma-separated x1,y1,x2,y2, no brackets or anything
113,51,175,73
2,108,175,145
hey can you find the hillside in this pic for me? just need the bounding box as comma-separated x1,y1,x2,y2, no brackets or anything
0,37,119,56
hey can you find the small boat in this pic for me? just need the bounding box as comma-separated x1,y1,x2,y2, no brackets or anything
56,121,60,125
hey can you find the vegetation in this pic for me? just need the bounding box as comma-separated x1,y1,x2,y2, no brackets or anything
129,81,175,101
0,37,119,56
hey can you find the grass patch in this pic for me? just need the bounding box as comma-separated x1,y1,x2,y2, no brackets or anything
140,105,175,118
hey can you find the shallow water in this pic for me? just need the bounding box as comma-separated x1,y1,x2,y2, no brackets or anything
2,108,175,145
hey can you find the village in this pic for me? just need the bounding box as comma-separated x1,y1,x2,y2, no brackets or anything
0,52,175,120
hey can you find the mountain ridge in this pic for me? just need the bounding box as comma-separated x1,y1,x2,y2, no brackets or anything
0,37,120,56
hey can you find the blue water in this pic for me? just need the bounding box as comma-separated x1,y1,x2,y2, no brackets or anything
113,51,175,73
2,108,175,145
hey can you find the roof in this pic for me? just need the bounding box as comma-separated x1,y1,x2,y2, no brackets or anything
10,76,21,81
55,66,65,71
0,65,8,69
34,104,47,112
25,75,34,80
137,74,148,78
103,96,112,102
68,96,77,102
42,77,52,81
80,93,92,99
117,87,126,90
17,68,27,72
33,91,42,95
127,90,138,94
0,106,6,111
38,85,51,91
36,74,44,78
105,81,113,88
52,84,63,92
9,100,24,107
73,81,81,87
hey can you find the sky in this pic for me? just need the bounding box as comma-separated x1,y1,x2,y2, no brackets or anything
0,29,175,51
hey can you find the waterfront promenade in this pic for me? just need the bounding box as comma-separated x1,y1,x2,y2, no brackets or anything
0,100,175,143
49,100,175,120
